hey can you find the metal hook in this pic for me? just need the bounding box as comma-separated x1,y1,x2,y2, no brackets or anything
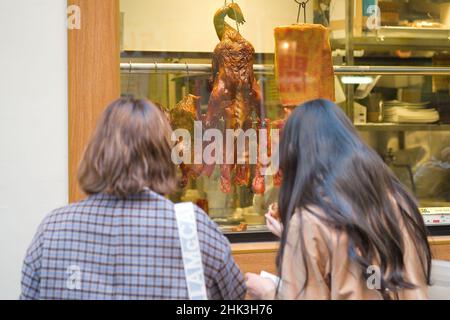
224,0,240,33
230,0,240,33
126,60,132,97
185,62,190,93
154,61,160,103
295,0,309,24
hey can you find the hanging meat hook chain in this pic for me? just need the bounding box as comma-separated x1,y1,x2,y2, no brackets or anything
126,60,132,97
224,0,240,33
295,0,310,24
185,62,190,93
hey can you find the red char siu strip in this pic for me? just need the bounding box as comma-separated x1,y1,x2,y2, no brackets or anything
274,24,335,107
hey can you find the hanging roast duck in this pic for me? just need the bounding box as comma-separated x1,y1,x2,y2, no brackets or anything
203,2,267,194
165,94,202,188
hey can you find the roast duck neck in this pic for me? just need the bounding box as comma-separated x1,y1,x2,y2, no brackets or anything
207,3,265,129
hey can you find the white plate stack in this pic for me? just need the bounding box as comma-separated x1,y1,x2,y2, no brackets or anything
383,100,440,123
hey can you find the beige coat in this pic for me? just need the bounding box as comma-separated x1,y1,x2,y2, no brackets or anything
270,206,429,300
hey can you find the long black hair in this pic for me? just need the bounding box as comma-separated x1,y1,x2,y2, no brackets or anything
277,99,431,299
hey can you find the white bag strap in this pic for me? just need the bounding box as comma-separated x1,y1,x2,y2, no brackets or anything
174,202,208,300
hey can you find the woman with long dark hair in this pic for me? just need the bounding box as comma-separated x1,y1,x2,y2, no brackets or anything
246,99,431,299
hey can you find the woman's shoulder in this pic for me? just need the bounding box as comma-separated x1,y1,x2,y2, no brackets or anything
292,206,334,232
288,206,338,250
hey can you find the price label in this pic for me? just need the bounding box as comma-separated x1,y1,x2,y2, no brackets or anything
420,207,450,215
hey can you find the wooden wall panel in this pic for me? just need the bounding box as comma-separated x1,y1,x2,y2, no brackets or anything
68,0,120,202
232,238,450,277
231,242,278,275
430,237,450,261
233,251,277,275
432,244,450,261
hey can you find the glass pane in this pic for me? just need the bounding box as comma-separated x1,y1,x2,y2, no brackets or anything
343,73,450,210
119,0,310,235
327,0,450,56
120,0,450,235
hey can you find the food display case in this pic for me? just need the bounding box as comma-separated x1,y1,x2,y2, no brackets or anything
119,0,450,242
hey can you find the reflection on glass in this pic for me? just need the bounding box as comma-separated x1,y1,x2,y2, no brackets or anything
119,0,450,234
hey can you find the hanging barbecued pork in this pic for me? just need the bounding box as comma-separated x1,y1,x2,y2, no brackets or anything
271,23,335,188
274,24,335,106
204,2,267,194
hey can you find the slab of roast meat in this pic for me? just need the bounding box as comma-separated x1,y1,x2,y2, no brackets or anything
274,24,335,106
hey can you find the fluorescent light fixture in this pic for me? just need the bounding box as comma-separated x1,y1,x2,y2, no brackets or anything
341,76,374,84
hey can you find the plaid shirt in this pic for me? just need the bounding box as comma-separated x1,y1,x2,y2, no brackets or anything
20,190,246,300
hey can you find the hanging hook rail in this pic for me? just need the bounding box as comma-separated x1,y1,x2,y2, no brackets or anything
295,0,310,24
224,0,241,33
121,62,272,73
120,62,450,75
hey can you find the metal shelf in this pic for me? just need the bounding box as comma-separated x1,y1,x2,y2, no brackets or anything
355,123,450,131
331,27,450,52
332,36,450,51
